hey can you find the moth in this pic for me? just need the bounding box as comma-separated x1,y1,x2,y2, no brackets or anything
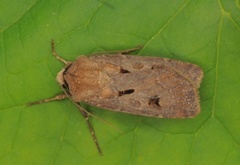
29,40,203,155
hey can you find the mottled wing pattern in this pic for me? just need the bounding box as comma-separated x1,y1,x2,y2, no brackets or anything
64,55,203,118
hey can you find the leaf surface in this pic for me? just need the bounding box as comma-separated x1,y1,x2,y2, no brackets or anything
0,0,240,164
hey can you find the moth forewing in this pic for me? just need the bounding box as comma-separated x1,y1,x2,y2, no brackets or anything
63,55,203,119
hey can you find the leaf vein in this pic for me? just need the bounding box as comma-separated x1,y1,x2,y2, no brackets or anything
0,0,38,33
129,117,141,165
139,0,190,53
50,108,69,165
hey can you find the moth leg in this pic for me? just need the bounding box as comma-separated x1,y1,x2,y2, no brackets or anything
27,93,67,106
118,45,143,54
92,45,143,55
60,86,103,155
51,39,71,65
78,106,103,156
70,101,103,155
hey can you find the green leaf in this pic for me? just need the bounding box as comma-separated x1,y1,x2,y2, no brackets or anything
1,0,240,164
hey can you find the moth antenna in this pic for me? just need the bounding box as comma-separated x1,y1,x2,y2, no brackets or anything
51,39,71,65
26,93,67,106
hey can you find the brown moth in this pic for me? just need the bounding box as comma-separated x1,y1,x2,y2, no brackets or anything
29,40,203,156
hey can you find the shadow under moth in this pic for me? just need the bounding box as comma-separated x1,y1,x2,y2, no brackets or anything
28,40,203,156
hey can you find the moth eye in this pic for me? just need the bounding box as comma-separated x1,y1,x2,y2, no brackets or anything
63,79,69,90
120,68,131,73
148,95,161,107
118,89,135,96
